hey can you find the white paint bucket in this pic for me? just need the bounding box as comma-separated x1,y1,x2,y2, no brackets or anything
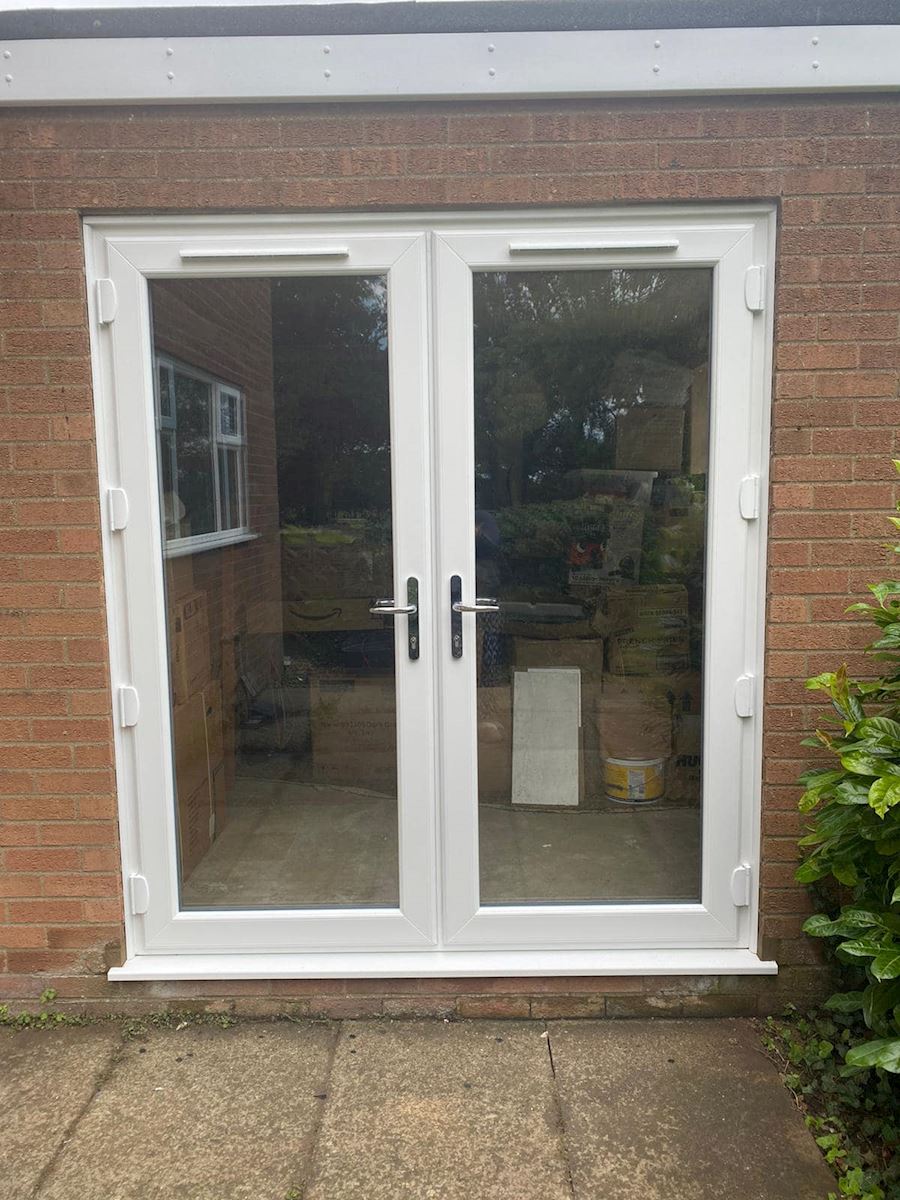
604,756,666,805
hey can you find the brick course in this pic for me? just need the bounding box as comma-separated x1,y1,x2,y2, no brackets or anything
1,94,898,1016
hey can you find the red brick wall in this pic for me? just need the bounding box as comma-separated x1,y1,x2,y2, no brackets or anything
1,95,898,1017
152,276,283,708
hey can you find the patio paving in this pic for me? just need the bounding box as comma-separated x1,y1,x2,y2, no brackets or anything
1,1017,837,1200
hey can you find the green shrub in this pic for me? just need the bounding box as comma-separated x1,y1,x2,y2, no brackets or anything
796,461,900,1073
764,1007,900,1199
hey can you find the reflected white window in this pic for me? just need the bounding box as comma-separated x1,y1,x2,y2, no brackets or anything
155,356,248,550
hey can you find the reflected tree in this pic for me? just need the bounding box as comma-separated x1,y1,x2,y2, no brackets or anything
271,276,390,528
473,269,710,510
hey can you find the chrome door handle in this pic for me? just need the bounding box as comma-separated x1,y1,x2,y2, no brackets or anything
452,599,499,613
369,600,417,615
449,575,499,659
369,577,419,660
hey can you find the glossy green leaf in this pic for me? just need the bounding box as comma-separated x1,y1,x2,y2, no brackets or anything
871,951,900,981
844,1037,900,1072
823,991,866,1012
868,776,900,818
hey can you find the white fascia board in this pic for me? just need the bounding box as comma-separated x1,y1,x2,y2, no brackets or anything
109,948,778,980
1,25,899,105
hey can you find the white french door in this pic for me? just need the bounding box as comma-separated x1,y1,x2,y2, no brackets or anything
431,217,771,952
86,208,774,977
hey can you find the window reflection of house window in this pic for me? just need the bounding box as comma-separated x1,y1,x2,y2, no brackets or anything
155,355,249,553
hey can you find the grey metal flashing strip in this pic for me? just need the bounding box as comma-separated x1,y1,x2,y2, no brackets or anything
1,0,900,40
2,24,899,105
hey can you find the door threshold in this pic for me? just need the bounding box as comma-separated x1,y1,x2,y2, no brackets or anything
109,948,777,981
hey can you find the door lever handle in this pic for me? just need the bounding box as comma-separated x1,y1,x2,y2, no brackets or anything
369,578,419,660
449,576,499,658
451,598,500,613
369,599,417,615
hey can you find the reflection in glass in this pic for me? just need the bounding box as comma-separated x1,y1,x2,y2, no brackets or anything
149,275,399,909
472,269,711,905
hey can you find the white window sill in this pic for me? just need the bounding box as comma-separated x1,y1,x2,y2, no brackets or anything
163,529,258,559
108,948,777,982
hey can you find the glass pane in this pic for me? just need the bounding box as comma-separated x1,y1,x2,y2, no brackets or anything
158,363,173,421
473,268,710,905
217,445,242,530
219,390,240,438
173,370,216,538
149,275,397,909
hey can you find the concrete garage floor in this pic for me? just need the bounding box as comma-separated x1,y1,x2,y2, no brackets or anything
1,1018,836,1200
183,780,701,908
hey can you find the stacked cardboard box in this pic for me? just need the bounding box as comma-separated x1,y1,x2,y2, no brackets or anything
309,675,398,794
172,680,227,881
668,711,702,804
605,584,690,676
512,637,605,686
170,590,210,705
169,589,228,881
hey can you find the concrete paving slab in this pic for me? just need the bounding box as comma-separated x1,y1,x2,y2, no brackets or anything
304,1019,573,1200
548,1018,836,1200
0,1025,122,1200
37,1021,337,1200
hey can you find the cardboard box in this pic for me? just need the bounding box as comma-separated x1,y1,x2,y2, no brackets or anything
283,596,383,634
173,681,228,881
281,539,392,601
173,691,210,804
513,637,606,685
596,677,673,761
615,404,686,472
211,760,227,839
310,676,398,793
169,590,211,706
607,631,690,675
605,584,690,633
203,679,224,769
605,584,691,675
668,712,702,804
603,671,701,716
500,600,598,641
478,685,512,801
178,778,212,882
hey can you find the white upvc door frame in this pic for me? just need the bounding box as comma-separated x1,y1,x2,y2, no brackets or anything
86,217,438,956
432,208,775,952
87,206,775,979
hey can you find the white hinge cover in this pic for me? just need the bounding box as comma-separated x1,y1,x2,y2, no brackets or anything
734,674,755,718
739,474,760,520
730,864,753,908
107,487,129,532
128,874,150,916
96,277,118,325
744,264,766,312
118,685,140,728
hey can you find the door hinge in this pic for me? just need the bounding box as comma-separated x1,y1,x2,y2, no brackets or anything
128,873,150,916
96,277,118,325
118,685,140,728
734,674,755,718
107,487,129,532
739,474,760,520
744,264,766,313
730,863,753,908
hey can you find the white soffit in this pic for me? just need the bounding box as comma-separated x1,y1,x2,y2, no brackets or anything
1,25,899,104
